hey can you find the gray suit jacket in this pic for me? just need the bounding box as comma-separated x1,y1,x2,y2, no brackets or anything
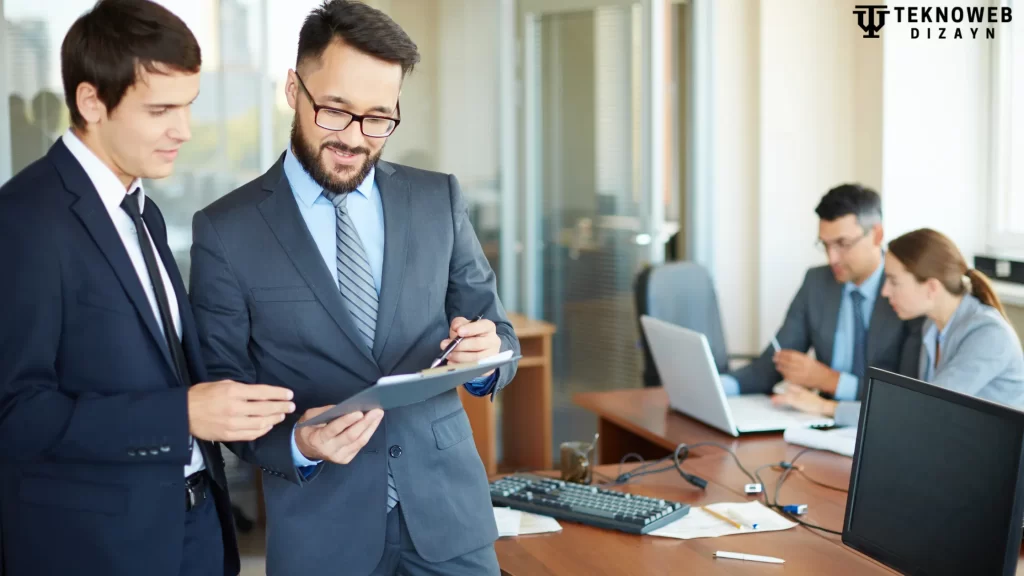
188,156,519,575
731,265,921,398
835,294,1024,426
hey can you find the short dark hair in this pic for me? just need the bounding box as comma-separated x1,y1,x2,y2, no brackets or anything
815,183,883,228
61,0,201,130
297,0,420,77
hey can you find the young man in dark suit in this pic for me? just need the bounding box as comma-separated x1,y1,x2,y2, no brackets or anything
0,2,295,575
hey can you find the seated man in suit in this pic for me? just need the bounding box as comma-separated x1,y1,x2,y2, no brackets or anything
720,184,921,402
778,228,1024,426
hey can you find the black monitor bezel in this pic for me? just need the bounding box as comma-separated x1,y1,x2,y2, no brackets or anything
843,367,1024,576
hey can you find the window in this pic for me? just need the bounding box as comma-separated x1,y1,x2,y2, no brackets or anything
3,0,502,278
3,0,267,281
990,0,1024,250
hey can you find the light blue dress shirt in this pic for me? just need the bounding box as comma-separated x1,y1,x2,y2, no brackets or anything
282,148,495,469
721,260,884,399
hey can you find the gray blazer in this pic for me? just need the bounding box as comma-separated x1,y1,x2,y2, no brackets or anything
731,265,922,398
835,294,1024,426
189,156,520,575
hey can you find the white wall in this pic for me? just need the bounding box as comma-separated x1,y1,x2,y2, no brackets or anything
435,0,499,187
757,0,872,345
708,0,997,354
880,0,991,261
709,0,760,354
710,0,882,352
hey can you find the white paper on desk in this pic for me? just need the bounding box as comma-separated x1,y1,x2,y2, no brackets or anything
493,507,562,537
649,501,797,540
518,511,562,535
784,425,858,457
493,507,522,537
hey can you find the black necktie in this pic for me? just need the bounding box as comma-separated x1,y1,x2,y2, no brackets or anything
120,191,190,387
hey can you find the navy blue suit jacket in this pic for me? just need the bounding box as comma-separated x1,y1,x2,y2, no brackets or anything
0,140,239,576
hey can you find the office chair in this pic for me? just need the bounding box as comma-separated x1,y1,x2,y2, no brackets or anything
634,261,756,387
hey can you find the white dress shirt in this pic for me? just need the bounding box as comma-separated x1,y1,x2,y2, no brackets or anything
62,129,205,477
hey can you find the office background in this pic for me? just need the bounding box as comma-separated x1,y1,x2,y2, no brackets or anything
1,0,1022,502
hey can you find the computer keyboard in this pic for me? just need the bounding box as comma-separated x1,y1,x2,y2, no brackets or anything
489,473,690,535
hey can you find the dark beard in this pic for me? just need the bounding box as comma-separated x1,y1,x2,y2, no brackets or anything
290,114,382,195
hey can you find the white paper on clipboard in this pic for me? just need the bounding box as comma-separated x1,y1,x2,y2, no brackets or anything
296,351,518,428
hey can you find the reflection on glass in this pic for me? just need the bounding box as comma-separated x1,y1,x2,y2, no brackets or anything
532,5,648,455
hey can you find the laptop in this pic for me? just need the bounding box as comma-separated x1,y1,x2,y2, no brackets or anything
639,315,834,436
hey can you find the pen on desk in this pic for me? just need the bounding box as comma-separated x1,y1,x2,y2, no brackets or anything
714,551,785,564
430,314,485,368
702,506,743,530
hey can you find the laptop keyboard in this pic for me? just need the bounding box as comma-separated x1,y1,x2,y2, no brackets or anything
727,395,834,430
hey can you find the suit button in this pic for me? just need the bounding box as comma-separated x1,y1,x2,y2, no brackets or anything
149,448,159,456
160,446,170,453
127,450,136,457
389,445,402,458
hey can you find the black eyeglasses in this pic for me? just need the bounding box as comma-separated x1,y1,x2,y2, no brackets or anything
294,73,401,138
815,229,871,254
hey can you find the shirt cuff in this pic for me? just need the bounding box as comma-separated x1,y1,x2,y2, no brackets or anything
833,372,859,401
719,374,741,397
834,401,862,427
463,370,499,397
291,426,322,474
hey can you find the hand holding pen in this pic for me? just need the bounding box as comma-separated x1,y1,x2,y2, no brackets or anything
434,314,501,373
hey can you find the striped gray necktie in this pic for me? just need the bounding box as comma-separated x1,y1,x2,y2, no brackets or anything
323,190,398,511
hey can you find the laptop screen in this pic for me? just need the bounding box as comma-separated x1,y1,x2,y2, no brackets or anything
844,369,1024,576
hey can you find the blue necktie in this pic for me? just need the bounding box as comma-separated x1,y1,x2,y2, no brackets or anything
851,290,867,381
323,190,398,512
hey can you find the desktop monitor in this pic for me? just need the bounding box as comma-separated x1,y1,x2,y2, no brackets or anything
844,368,1024,576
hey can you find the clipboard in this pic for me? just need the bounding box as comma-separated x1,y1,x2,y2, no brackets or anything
296,352,520,428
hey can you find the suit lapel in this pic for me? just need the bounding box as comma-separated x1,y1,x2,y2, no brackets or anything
257,156,379,370
372,161,410,365
52,141,177,375
819,275,844,364
867,279,893,364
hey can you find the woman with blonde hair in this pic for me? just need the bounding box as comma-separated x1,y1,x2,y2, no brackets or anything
776,228,1024,425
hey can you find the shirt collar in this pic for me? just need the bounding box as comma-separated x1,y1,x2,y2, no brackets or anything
61,129,145,214
844,255,885,300
283,145,377,208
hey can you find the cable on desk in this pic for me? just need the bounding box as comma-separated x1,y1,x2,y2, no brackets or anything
673,442,759,485
767,448,844,536
604,442,757,490
600,443,846,536
794,468,849,494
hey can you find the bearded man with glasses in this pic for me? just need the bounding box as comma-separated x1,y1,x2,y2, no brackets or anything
187,2,519,575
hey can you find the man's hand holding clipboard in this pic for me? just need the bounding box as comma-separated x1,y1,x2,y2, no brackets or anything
293,315,508,465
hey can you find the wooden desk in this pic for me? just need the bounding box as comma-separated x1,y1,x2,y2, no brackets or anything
574,387,788,464
569,388,1024,574
494,463,895,576
462,313,556,474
